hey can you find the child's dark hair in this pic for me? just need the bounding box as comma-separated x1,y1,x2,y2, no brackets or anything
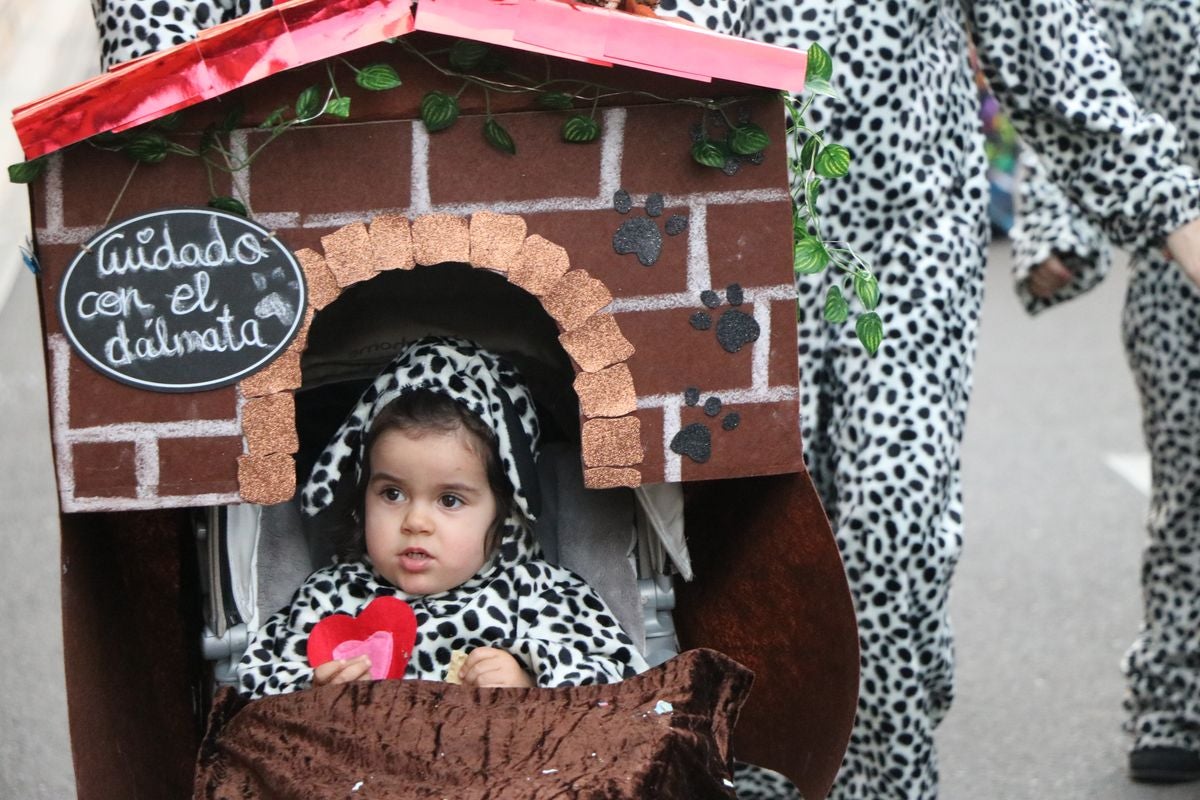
333,389,513,563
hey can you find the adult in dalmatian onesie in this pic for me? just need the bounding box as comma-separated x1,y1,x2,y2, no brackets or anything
1011,0,1200,784
236,337,648,697
652,0,1200,798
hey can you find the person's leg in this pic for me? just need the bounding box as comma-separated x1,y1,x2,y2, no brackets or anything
797,193,988,800
1120,257,1200,781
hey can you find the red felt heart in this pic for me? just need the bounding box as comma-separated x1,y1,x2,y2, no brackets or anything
308,596,417,681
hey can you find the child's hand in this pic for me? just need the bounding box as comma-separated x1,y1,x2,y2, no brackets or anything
458,647,534,688
313,654,374,687
1027,255,1074,298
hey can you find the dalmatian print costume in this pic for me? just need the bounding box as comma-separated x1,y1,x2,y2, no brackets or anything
1011,0,1200,760
236,338,648,698
655,0,1200,797
90,0,272,70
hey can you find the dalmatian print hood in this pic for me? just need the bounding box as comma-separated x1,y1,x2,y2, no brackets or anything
300,336,544,583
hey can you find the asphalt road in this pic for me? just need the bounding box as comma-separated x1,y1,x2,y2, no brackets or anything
0,6,1191,798
0,3,94,798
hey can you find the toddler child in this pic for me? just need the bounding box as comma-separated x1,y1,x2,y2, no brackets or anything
236,336,648,698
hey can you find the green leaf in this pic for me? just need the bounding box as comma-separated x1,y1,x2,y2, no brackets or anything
691,140,726,169
7,157,46,184
123,133,170,164
220,103,245,133
805,177,823,214
793,236,830,275
152,112,182,131
855,311,884,355
420,91,460,132
815,143,852,179
792,203,808,239
824,284,849,323
807,42,834,83
90,131,127,149
803,76,838,98
537,91,575,110
208,196,248,217
729,123,770,155
853,271,880,310
325,96,352,118
295,85,323,121
355,64,402,91
798,136,820,172
484,118,516,154
199,125,218,156
476,53,508,73
449,40,490,71
561,115,600,143
259,105,287,129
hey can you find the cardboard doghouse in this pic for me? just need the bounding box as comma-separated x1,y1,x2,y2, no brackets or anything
13,1,858,797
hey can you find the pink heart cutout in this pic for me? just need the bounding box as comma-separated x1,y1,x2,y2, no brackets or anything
308,596,417,681
331,631,394,681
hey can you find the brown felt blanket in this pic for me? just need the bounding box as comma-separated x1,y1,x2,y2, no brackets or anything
194,648,752,799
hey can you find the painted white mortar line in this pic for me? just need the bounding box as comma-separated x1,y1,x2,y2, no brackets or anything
44,152,65,233
35,188,786,240
134,438,159,500
751,298,771,392
607,282,793,314
745,285,799,302
249,212,301,231
27,224,101,245
230,131,251,212
409,120,432,214
62,419,242,442
685,203,709,292
637,385,798,410
661,402,681,483
49,334,77,506
597,107,627,201
62,492,243,513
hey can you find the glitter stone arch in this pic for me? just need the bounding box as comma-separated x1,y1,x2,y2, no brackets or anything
235,212,643,505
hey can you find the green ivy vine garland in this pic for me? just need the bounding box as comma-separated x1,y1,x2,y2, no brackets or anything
8,38,882,354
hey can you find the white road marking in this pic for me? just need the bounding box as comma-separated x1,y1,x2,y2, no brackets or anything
1104,451,1151,497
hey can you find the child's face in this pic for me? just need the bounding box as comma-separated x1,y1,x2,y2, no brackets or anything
364,426,497,595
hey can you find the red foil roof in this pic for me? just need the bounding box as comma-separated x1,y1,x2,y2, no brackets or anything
12,0,807,160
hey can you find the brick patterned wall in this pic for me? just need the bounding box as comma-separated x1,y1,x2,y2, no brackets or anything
32,95,802,513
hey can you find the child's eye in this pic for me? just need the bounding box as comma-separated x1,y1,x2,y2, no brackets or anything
382,487,406,502
438,494,464,509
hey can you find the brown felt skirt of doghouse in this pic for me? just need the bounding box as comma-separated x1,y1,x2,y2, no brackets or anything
194,648,752,799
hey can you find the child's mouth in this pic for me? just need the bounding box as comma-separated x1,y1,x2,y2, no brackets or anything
399,549,433,572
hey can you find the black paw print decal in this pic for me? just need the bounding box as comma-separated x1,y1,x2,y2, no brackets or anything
670,388,742,464
688,283,760,353
612,188,688,267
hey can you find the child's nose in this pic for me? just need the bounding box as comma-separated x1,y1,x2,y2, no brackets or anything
403,502,435,534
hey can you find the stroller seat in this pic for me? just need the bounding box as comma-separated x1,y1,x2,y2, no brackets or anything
198,442,692,682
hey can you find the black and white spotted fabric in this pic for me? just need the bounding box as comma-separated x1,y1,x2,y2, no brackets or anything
1011,0,1200,759
658,1,1200,797
300,336,542,526
91,0,273,70
236,338,648,699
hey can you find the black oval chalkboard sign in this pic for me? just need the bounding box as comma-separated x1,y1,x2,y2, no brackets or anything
58,208,307,392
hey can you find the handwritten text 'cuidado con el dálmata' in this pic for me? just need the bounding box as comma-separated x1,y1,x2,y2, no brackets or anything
59,209,306,392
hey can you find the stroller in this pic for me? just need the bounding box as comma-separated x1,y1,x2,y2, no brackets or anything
13,0,858,796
